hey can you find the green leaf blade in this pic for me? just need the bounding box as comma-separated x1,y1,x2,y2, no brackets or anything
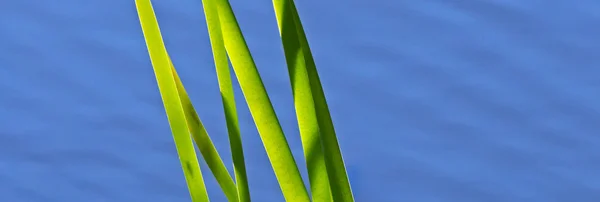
211,0,311,201
136,0,355,201
170,60,239,202
272,0,355,201
134,0,209,201
201,0,251,201
271,0,331,202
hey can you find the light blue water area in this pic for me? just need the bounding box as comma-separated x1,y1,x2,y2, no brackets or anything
1,0,600,201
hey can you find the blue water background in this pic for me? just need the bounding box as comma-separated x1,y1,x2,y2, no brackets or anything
1,0,600,201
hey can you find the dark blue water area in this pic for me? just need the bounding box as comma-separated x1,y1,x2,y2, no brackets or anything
2,0,600,201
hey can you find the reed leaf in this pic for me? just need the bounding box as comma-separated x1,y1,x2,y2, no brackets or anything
135,0,209,201
200,0,250,201
272,0,355,201
169,58,239,202
270,1,330,201
209,0,311,201
137,1,242,201
136,0,355,201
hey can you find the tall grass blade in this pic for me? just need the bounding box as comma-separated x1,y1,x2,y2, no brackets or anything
135,0,209,201
200,0,251,201
211,0,311,200
169,58,239,202
272,0,355,201
270,1,331,201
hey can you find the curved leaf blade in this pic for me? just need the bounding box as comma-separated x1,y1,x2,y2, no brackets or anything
272,0,355,201
271,1,331,201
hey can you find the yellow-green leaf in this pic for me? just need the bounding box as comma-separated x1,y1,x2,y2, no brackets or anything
210,0,311,201
169,58,239,202
200,0,251,201
135,0,209,201
272,0,355,201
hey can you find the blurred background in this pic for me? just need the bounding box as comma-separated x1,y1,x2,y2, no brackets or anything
1,0,600,201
